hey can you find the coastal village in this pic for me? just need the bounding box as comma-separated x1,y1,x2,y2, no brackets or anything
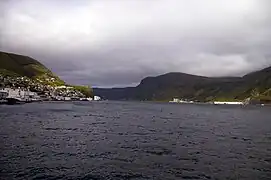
169,97,267,106
0,72,269,106
0,74,101,105
169,98,245,105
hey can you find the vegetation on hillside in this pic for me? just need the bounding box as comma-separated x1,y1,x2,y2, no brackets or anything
94,67,271,102
0,51,64,85
0,51,93,97
71,85,93,98
1,50,269,101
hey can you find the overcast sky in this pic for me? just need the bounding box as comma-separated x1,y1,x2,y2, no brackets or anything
0,0,271,87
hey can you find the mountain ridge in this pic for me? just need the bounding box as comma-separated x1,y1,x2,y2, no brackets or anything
94,66,271,102
1,50,269,102
0,51,65,85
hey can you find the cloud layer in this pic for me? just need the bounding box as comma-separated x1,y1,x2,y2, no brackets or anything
1,0,271,87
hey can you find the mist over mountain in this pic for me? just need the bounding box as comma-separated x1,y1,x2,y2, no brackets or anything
1,0,271,87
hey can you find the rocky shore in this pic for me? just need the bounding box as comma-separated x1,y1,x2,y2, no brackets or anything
0,74,98,104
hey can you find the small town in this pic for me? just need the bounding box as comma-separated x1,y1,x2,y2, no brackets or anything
0,74,101,105
169,97,267,106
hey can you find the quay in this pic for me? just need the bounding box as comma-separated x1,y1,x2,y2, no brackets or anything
0,87,101,105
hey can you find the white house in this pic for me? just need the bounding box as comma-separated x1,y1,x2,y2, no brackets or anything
94,96,101,101
213,101,244,105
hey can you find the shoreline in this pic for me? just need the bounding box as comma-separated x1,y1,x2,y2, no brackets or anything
1,99,270,107
0,99,100,105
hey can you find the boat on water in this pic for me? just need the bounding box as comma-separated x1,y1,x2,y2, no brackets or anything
6,97,26,105
3,88,43,105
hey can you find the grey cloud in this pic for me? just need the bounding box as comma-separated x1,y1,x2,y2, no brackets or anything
0,0,271,87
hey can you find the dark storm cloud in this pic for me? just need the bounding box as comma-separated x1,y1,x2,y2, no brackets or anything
0,0,271,87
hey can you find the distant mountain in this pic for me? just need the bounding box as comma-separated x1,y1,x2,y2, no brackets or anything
0,51,64,85
94,87,136,100
94,67,271,102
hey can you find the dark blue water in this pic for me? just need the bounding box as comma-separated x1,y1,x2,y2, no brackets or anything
0,101,270,180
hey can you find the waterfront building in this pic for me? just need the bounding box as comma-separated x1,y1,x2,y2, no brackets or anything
94,96,101,101
0,89,8,99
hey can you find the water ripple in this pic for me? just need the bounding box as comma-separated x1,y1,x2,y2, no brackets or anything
0,101,270,180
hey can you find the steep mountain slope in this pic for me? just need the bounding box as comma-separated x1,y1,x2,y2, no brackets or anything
94,87,136,100
243,66,271,92
135,73,244,101
0,51,64,85
94,67,271,102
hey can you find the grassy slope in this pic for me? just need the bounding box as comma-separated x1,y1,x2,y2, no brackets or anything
0,51,93,97
0,51,64,85
1,51,48,76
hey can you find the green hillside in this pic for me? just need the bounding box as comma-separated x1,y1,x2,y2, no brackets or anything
0,51,93,97
2,51,268,101
0,51,65,85
94,67,271,102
